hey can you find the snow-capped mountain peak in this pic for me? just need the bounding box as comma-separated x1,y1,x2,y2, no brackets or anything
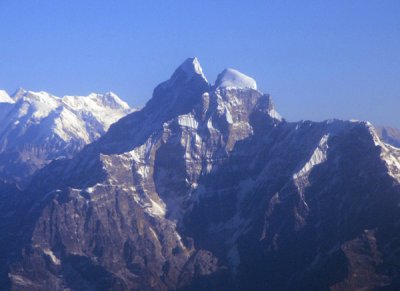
0,89,133,186
170,57,208,84
100,92,130,110
0,90,14,103
215,68,257,90
2,58,400,290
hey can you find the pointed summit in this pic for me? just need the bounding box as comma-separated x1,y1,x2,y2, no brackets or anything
99,92,130,110
0,90,14,103
170,57,208,84
179,57,205,77
215,68,257,90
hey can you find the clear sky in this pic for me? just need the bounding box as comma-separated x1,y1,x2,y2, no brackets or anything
0,1,399,127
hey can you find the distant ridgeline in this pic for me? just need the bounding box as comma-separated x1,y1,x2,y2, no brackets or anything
0,89,133,188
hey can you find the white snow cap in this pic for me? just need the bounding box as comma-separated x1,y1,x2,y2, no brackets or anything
215,68,257,90
0,89,132,144
177,57,208,82
0,90,15,103
83,92,130,110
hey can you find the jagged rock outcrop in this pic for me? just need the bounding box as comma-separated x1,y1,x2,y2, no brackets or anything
1,58,400,290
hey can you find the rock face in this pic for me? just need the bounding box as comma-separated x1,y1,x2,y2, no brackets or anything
0,89,133,187
1,58,400,290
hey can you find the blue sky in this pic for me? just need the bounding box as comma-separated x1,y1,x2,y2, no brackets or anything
0,1,399,127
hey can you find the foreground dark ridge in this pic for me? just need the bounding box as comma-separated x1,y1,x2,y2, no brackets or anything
0,58,399,290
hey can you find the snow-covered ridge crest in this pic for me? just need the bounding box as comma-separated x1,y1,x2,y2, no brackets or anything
215,68,257,90
63,91,130,111
0,90,14,103
293,134,330,191
171,58,257,91
2,89,133,139
173,57,208,83
11,89,130,111
0,88,133,186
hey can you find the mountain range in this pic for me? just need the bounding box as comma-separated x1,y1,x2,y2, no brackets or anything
0,58,399,290
0,89,133,188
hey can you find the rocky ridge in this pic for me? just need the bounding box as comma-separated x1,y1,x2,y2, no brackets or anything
0,58,399,290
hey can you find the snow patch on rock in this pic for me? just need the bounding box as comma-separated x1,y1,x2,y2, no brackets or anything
293,134,330,197
368,124,400,182
178,114,199,129
43,248,61,265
